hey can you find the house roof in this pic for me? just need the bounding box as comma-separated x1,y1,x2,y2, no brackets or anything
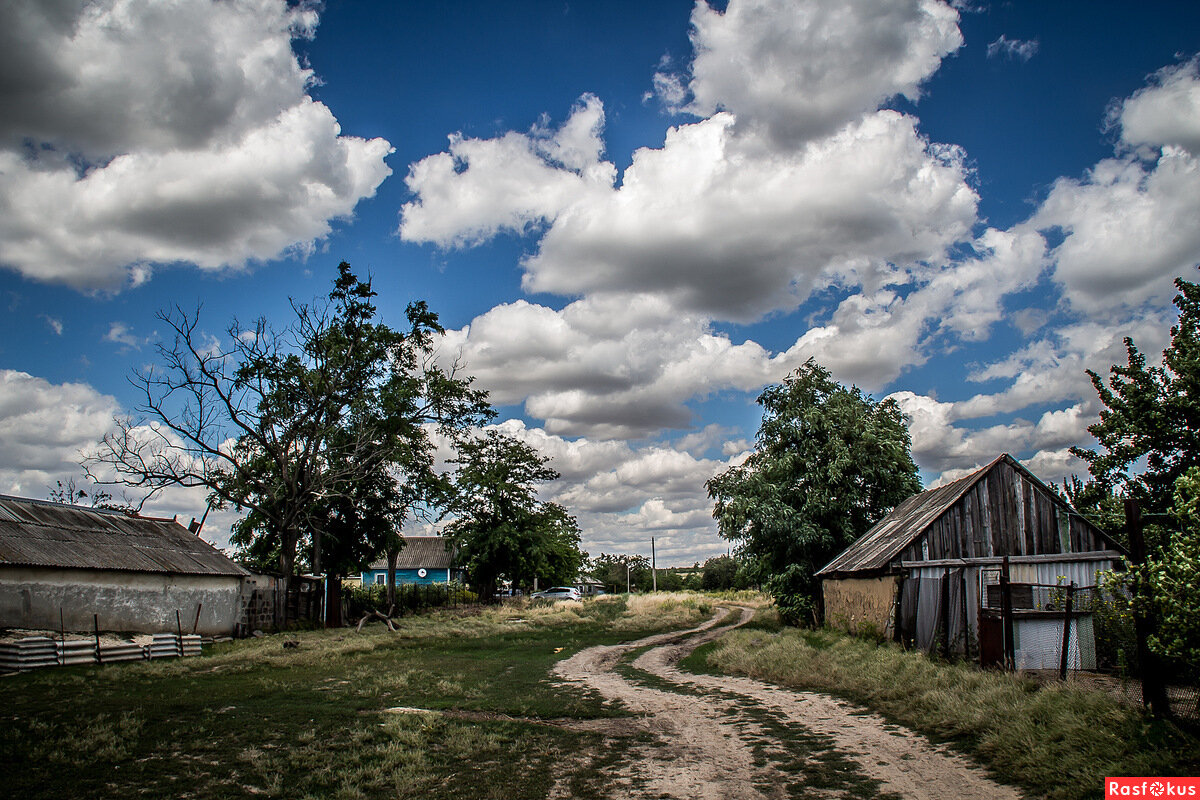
366,536,457,571
816,453,1112,577
0,494,248,577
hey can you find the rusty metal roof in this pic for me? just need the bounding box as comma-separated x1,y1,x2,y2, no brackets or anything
816,456,1006,577
0,495,247,577
367,536,457,571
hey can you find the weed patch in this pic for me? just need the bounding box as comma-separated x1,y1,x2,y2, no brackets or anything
701,626,1200,800
0,596,706,799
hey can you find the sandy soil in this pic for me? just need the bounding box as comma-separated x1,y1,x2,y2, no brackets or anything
552,606,1024,800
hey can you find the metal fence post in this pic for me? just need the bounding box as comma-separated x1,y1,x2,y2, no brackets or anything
1126,500,1170,716
1059,582,1075,681
1000,556,1016,670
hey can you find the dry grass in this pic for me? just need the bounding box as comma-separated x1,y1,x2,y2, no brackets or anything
1,594,713,800
700,623,1200,800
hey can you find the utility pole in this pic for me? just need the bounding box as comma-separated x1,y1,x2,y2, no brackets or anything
652,538,657,592
626,562,631,594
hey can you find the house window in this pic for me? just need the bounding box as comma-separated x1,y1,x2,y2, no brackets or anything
374,574,385,585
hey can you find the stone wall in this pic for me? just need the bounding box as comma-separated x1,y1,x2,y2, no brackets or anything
0,567,243,636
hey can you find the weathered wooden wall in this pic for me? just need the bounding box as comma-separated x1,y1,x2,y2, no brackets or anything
896,460,1110,562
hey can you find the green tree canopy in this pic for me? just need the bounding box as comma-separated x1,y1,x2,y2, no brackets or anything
1072,277,1200,516
706,359,921,624
1144,467,1200,676
445,430,583,599
587,553,650,593
89,262,491,619
700,554,740,591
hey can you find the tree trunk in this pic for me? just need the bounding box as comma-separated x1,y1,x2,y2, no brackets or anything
279,528,299,627
386,546,400,609
312,525,323,577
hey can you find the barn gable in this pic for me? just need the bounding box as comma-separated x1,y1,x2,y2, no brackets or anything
817,454,1119,579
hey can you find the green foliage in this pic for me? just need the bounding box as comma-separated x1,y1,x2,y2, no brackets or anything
706,359,921,623
445,431,584,597
586,553,650,592
1072,277,1200,516
224,262,490,581
344,582,477,618
1071,277,1200,682
703,626,1200,800
700,554,741,590
1143,468,1200,677
92,261,491,599
1092,569,1139,675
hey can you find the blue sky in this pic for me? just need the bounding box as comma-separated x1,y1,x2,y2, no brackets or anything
2,0,1199,565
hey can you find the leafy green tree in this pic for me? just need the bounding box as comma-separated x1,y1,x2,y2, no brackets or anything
654,569,685,591
445,431,583,599
587,553,651,593
585,554,652,592
90,263,491,620
1144,468,1200,677
707,359,921,624
1072,277,1200,517
701,554,739,591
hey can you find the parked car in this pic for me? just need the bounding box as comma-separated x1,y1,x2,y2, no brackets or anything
531,586,581,601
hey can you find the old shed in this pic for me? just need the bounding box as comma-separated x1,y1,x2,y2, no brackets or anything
0,495,249,636
817,455,1123,668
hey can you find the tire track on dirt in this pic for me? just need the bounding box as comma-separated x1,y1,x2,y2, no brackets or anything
553,606,1023,800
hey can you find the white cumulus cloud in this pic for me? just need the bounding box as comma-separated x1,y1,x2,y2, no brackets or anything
0,0,392,290
677,0,962,143
398,94,614,247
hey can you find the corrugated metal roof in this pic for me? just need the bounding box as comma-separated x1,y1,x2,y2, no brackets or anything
816,455,1007,577
0,495,247,577
367,536,457,570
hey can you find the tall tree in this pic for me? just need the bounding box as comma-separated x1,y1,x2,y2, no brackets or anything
587,553,650,594
1144,467,1200,678
707,359,921,624
444,430,583,599
1072,277,1200,516
88,263,491,618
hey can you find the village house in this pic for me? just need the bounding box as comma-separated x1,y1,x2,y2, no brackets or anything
817,455,1124,669
360,535,463,586
0,494,249,636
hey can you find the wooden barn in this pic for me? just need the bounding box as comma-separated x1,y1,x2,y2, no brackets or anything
817,454,1124,668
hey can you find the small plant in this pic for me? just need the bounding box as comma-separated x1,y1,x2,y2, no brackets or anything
1093,569,1138,675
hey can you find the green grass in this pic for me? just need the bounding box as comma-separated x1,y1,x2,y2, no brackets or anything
0,596,703,799
695,614,1200,800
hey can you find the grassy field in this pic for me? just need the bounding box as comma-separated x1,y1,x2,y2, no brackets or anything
0,594,710,800
7,594,1195,800
692,609,1200,800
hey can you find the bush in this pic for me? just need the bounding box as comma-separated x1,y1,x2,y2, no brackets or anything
344,582,477,619
1093,569,1138,676
767,564,818,626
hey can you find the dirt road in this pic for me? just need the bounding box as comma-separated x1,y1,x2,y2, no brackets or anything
552,606,1022,800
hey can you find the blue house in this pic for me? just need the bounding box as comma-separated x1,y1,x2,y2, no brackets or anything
361,536,463,586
